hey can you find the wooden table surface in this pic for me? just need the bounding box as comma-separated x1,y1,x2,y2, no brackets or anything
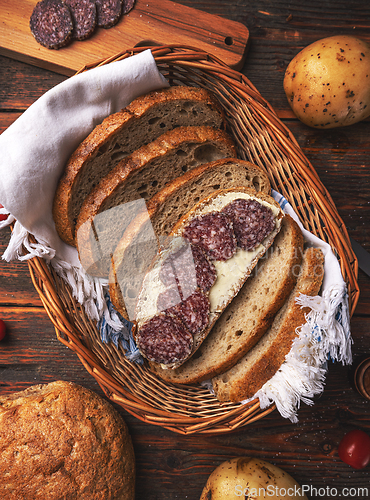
1,1,370,499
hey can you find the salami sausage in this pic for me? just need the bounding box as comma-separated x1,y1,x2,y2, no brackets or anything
95,0,122,28
183,212,237,261
157,286,181,313
221,198,275,250
159,242,216,298
30,0,73,49
122,0,136,14
169,289,210,335
64,0,97,40
137,313,193,365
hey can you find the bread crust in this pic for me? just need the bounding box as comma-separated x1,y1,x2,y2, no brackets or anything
134,186,284,369
76,126,236,277
150,214,304,384
0,381,135,500
53,86,224,246
212,246,325,402
109,158,271,317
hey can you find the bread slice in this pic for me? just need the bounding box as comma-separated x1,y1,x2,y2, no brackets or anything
212,246,324,403
108,158,271,318
53,86,224,246
134,186,284,369
150,214,304,384
76,126,236,278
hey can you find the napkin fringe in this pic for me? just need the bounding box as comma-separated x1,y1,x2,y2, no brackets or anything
251,282,352,422
1,222,123,331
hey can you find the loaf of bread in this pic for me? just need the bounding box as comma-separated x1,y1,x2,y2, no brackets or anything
109,158,272,319
150,214,304,384
0,381,135,500
212,246,325,402
76,126,236,278
53,85,224,246
133,186,284,369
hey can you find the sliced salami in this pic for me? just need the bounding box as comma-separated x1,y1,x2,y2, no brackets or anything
221,198,275,250
157,286,182,313
169,289,210,335
137,313,193,365
189,244,217,292
159,242,216,298
95,0,122,28
30,0,73,49
122,0,136,15
183,212,237,261
64,0,97,40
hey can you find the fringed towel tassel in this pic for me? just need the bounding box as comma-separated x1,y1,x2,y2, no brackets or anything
252,283,352,422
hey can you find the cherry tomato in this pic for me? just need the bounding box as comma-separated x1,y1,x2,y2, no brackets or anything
338,429,370,469
0,203,9,222
0,319,6,341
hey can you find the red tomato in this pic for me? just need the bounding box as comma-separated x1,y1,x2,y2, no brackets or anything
0,203,9,222
0,319,6,341
338,429,370,469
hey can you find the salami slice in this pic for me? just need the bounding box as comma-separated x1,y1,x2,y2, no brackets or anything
159,242,216,298
221,198,275,250
95,0,122,28
183,212,237,261
30,0,73,49
122,0,136,15
64,0,97,40
137,313,193,365
157,286,181,313
169,289,210,335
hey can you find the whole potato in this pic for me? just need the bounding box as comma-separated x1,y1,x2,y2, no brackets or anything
200,457,308,499
284,35,370,128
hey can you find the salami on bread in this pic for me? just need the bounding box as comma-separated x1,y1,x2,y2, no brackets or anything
75,126,236,278
109,158,271,319
150,214,304,384
212,246,324,402
53,86,225,246
133,186,284,369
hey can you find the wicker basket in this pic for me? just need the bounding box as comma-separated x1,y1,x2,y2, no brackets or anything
27,45,359,434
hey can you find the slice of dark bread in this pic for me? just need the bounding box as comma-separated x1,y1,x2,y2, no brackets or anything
133,186,284,369
150,214,304,384
76,126,236,278
212,246,324,402
109,158,271,319
53,86,224,246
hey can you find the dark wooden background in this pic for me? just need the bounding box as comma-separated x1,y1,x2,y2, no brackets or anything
1,1,370,499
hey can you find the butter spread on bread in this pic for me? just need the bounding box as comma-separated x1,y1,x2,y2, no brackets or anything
53,86,225,247
134,187,284,369
150,214,304,384
109,158,271,319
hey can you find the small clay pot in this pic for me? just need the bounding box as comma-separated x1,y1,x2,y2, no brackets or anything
354,357,370,401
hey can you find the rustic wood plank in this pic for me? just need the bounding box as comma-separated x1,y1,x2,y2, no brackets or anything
0,0,250,74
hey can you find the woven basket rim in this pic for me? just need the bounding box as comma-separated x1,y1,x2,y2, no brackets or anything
27,44,359,434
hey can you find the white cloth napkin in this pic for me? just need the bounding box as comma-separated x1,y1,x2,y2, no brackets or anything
0,49,168,267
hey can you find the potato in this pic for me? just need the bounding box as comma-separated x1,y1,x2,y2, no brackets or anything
200,457,308,499
284,35,370,128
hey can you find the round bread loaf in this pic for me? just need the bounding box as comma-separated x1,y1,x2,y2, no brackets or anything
0,381,135,500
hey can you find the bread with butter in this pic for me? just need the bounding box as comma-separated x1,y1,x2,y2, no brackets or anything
134,186,284,369
109,158,272,318
150,214,304,383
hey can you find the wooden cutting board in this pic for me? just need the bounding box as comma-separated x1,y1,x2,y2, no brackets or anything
0,0,250,76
